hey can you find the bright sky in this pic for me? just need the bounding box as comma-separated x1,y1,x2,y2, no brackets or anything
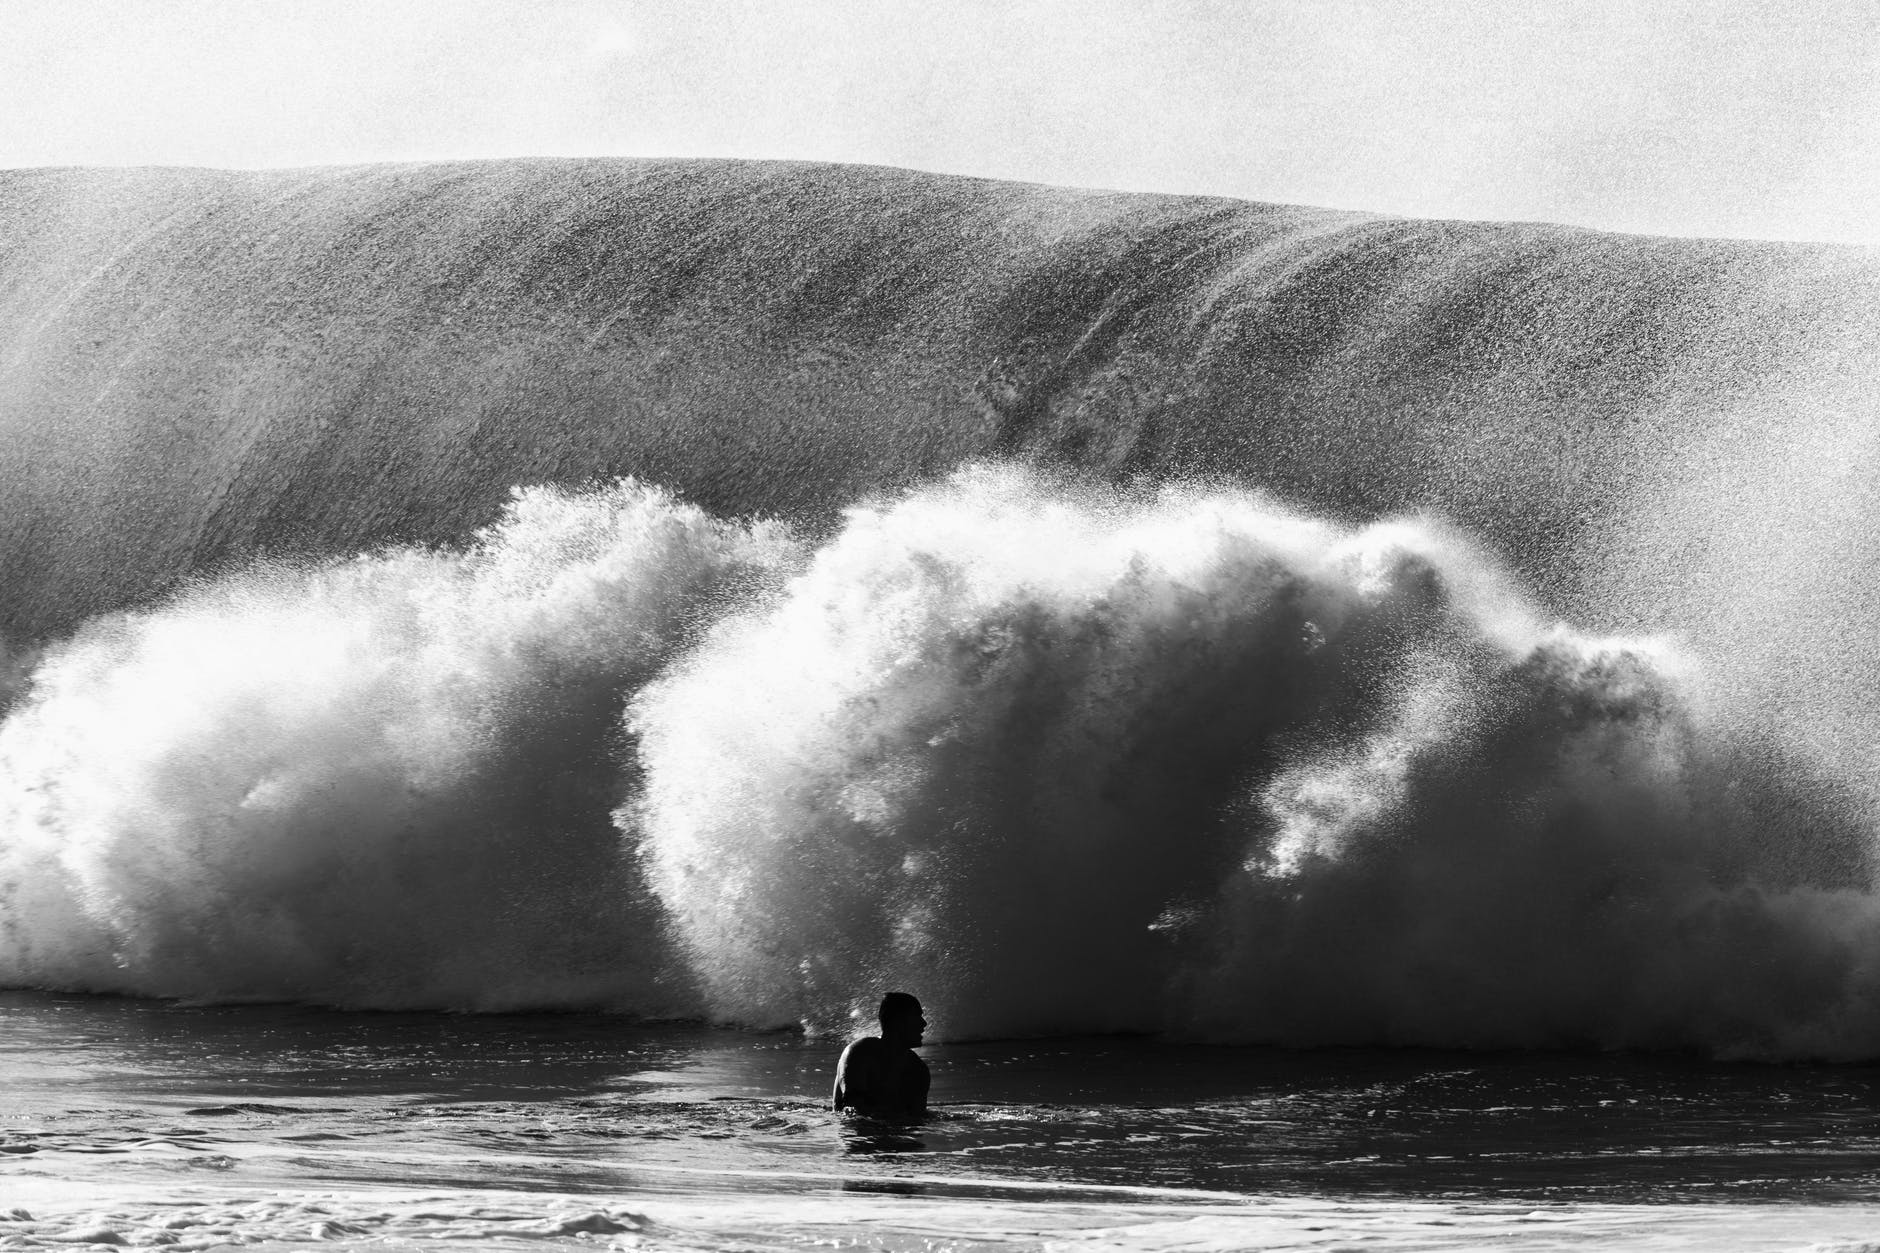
4,0,1878,243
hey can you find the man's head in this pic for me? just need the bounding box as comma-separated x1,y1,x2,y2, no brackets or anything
878,991,925,1048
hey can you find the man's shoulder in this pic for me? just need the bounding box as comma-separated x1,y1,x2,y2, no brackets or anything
839,1036,888,1062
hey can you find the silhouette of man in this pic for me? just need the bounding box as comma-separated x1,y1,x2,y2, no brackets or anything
832,992,929,1118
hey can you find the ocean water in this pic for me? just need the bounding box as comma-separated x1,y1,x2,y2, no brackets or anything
7,990,1880,1250
9,158,1880,1247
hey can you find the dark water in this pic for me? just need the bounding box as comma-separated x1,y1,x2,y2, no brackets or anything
7,991,1880,1208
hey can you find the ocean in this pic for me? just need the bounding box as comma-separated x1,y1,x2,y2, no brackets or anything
8,991,1880,1249
4,158,1880,1247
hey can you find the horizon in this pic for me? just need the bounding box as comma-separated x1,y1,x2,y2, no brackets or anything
5,0,1878,247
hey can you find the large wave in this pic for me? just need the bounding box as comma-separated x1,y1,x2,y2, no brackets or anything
4,464,1878,1058
0,480,792,1010
8,159,1880,809
7,158,1880,1057
628,466,1878,1057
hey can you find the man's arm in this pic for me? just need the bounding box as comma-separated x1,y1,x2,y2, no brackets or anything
912,1054,930,1114
832,1039,879,1111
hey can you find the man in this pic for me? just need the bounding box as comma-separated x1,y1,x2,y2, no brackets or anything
831,991,929,1118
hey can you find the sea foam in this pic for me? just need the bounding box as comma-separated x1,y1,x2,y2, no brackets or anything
1,465,1876,1056
628,466,1878,1056
0,480,792,1010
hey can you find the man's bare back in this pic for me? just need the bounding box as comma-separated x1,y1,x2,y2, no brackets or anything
832,992,929,1118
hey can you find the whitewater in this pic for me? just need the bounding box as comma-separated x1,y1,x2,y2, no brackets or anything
6,158,1880,1247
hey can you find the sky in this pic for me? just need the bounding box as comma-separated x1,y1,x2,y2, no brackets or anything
3,0,1879,244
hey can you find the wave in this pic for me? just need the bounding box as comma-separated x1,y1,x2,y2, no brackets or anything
6,158,1880,1056
1,160,1873,653
0,480,791,1010
1,464,1875,1058
628,466,1877,1057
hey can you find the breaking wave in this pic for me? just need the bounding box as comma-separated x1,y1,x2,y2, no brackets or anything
3,463,1876,1058
0,480,792,1010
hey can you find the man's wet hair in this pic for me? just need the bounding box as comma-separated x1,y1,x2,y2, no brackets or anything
878,991,921,1024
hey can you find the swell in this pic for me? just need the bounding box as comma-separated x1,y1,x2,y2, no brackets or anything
4,160,1880,1054
3,158,1874,651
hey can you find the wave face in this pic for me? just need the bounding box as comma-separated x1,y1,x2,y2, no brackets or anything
5,158,1880,1055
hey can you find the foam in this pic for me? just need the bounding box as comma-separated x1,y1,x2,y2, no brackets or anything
17,1179,1879,1253
627,466,1880,1055
3,465,1880,1057
0,479,794,1010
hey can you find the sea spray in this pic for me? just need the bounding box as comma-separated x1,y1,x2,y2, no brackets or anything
0,480,795,1010
2,464,1879,1057
624,466,1542,1036
1197,628,1880,1057
626,465,1880,1055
